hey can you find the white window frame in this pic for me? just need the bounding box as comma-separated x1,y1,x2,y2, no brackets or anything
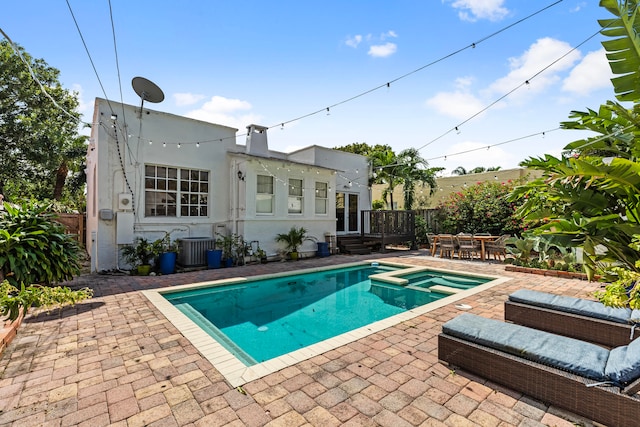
144,165,209,217
288,178,303,214
315,181,328,215
256,174,274,214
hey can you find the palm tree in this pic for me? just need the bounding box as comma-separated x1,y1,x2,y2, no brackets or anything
397,148,441,209
370,148,442,210
369,147,402,209
452,166,467,175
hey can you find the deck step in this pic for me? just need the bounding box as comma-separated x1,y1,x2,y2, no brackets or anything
429,285,463,295
343,244,371,255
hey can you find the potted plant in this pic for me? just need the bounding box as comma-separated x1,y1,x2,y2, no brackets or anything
233,236,250,266
275,226,317,260
216,233,235,267
121,237,157,275
256,247,267,264
153,232,179,275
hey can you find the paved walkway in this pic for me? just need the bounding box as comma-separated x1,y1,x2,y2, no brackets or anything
0,251,606,426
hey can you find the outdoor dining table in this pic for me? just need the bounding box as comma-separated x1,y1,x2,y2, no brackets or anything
430,234,499,261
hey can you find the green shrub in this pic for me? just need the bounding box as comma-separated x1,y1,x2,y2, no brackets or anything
0,201,82,287
0,279,93,321
435,180,525,235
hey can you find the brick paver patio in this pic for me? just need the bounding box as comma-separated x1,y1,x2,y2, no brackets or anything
0,251,606,426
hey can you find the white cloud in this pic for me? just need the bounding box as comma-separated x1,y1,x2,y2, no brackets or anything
381,30,398,40
562,48,611,96
449,0,509,22
345,35,363,48
185,96,262,130
173,92,206,106
346,30,398,57
487,37,581,99
368,42,397,58
425,91,485,120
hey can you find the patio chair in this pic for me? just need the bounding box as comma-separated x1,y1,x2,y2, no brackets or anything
426,233,439,256
456,234,479,259
484,234,509,260
439,313,640,427
437,234,456,258
505,289,640,348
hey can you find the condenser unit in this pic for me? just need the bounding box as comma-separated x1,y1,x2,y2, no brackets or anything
178,237,217,266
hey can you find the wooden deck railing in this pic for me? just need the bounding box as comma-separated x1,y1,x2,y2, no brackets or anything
361,210,416,250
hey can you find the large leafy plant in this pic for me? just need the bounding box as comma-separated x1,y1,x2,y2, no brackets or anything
507,1,640,302
0,201,82,287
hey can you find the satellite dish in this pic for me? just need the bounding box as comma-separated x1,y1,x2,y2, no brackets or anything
132,77,164,118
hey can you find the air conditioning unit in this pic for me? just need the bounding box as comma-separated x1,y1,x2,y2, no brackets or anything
178,237,217,266
118,193,133,210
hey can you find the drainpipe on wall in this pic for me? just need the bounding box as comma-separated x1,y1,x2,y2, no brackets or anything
231,160,240,235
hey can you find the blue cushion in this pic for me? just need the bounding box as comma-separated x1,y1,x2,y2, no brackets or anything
606,337,640,385
509,289,632,324
630,309,640,324
443,313,610,381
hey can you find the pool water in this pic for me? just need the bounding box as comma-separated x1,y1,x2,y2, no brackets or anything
165,264,489,366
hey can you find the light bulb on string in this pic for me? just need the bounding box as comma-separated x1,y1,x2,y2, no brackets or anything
177,143,181,148
196,142,200,147
149,140,153,145
163,142,166,148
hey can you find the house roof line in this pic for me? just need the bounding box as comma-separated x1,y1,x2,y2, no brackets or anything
228,151,344,173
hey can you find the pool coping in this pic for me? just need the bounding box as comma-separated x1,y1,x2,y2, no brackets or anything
142,260,510,387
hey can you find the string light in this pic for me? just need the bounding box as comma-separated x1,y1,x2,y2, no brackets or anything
1,2,568,153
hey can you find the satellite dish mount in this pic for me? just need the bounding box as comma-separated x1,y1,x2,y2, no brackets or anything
132,77,164,118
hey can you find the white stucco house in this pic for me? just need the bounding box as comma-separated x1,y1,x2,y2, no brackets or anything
85,98,371,272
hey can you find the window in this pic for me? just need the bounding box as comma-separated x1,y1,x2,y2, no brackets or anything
180,169,209,217
315,181,328,214
256,175,274,214
288,178,303,214
144,165,208,217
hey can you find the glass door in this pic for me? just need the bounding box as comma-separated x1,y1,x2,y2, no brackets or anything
336,192,359,234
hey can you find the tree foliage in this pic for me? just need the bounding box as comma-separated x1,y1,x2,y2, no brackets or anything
507,1,640,292
334,142,443,209
0,40,86,208
435,180,525,235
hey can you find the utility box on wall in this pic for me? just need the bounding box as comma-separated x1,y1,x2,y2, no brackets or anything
118,193,133,211
116,212,134,244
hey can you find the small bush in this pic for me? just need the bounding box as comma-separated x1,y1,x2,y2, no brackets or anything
0,279,93,321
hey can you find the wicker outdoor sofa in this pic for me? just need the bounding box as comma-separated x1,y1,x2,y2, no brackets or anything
505,289,640,348
438,313,640,427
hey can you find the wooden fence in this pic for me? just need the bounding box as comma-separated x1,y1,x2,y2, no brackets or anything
55,213,86,246
415,208,441,233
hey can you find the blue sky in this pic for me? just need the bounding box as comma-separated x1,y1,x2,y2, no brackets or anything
3,1,614,175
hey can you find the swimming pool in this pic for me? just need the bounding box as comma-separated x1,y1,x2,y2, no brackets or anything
143,261,506,386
